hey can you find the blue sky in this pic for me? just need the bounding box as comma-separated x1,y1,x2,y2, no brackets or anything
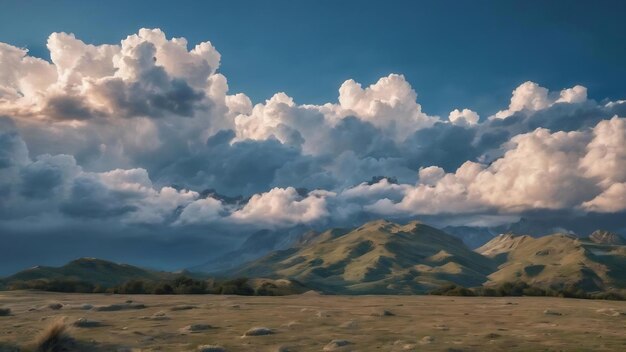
2,0,626,117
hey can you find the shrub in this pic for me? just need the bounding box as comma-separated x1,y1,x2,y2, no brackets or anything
152,282,174,295
429,284,475,296
119,280,147,294
35,319,74,352
590,291,625,300
216,278,254,295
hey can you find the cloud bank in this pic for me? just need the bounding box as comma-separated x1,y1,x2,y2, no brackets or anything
1,28,626,271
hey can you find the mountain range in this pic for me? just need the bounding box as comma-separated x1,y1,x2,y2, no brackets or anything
2,220,625,296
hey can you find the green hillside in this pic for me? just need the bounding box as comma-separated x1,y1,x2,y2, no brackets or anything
229,220,495,294
1,258,177,288
480,233,626,292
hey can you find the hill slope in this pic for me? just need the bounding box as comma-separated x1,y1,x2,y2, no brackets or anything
1,258,178,287
228,220,495,294
481,234,626,292
190,227,309,273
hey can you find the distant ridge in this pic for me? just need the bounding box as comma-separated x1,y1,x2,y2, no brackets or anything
1,257,181,287
588,230,625,245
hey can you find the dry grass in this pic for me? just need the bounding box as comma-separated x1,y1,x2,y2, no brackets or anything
35,319,75,352
2,291,626,351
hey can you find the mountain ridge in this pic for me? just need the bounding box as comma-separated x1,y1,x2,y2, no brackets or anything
4,221,626,296
227,219,496,294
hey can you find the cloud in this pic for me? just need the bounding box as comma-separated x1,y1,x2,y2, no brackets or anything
494,81,588,119
2,28,626,272
1,29,220,121
449,108,479,126
231,187,332,227
359,117,626,216
335,74,438,140
176,197,225,225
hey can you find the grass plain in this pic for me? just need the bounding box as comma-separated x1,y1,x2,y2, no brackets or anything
1,291,626,351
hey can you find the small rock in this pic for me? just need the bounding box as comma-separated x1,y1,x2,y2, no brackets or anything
180,324,213,333
434,324,449,331
323,339,352,351
370,309,394,317
420,336,434,344
92,303,146,311
316,310,330,318
243,327,273,336
170,304,196,311
73,318,103,328
140,311,171,321
339,320,357,328
197,346,226,352
282,321,299,328
48,303,63,310
543,309,562,316
485,333,501,339
596,308,625,317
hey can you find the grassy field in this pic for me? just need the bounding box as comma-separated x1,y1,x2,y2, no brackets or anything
1,291,626,351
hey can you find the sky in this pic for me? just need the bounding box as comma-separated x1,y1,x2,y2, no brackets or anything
1,1,626,274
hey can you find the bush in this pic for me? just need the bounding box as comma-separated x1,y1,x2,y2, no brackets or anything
35,319,74,352
590,291,625,300
216,278,254,295
473,287,498,296
152,282,174,295
255,282,278,296
429,284,475,296
7,279,94,293
171,276,208,294
118,280,147,294
522,286,547,296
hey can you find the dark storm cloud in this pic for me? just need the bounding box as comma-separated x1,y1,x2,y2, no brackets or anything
60,175,138,219
19,156,68,198
402,122,479,172
157,130,310,195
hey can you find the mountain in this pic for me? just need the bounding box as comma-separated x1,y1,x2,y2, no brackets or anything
492,217,574,237
480,233,626,292
588,230,625,245
190,226,310,273
441,225,496,249
227,220,495,294
1,258,181,287
476,233,533,260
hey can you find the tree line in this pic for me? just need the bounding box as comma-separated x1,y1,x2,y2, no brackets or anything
429,281,625,300
2,276,287,296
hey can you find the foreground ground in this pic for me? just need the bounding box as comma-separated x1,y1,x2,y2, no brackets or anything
1,291,625,351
